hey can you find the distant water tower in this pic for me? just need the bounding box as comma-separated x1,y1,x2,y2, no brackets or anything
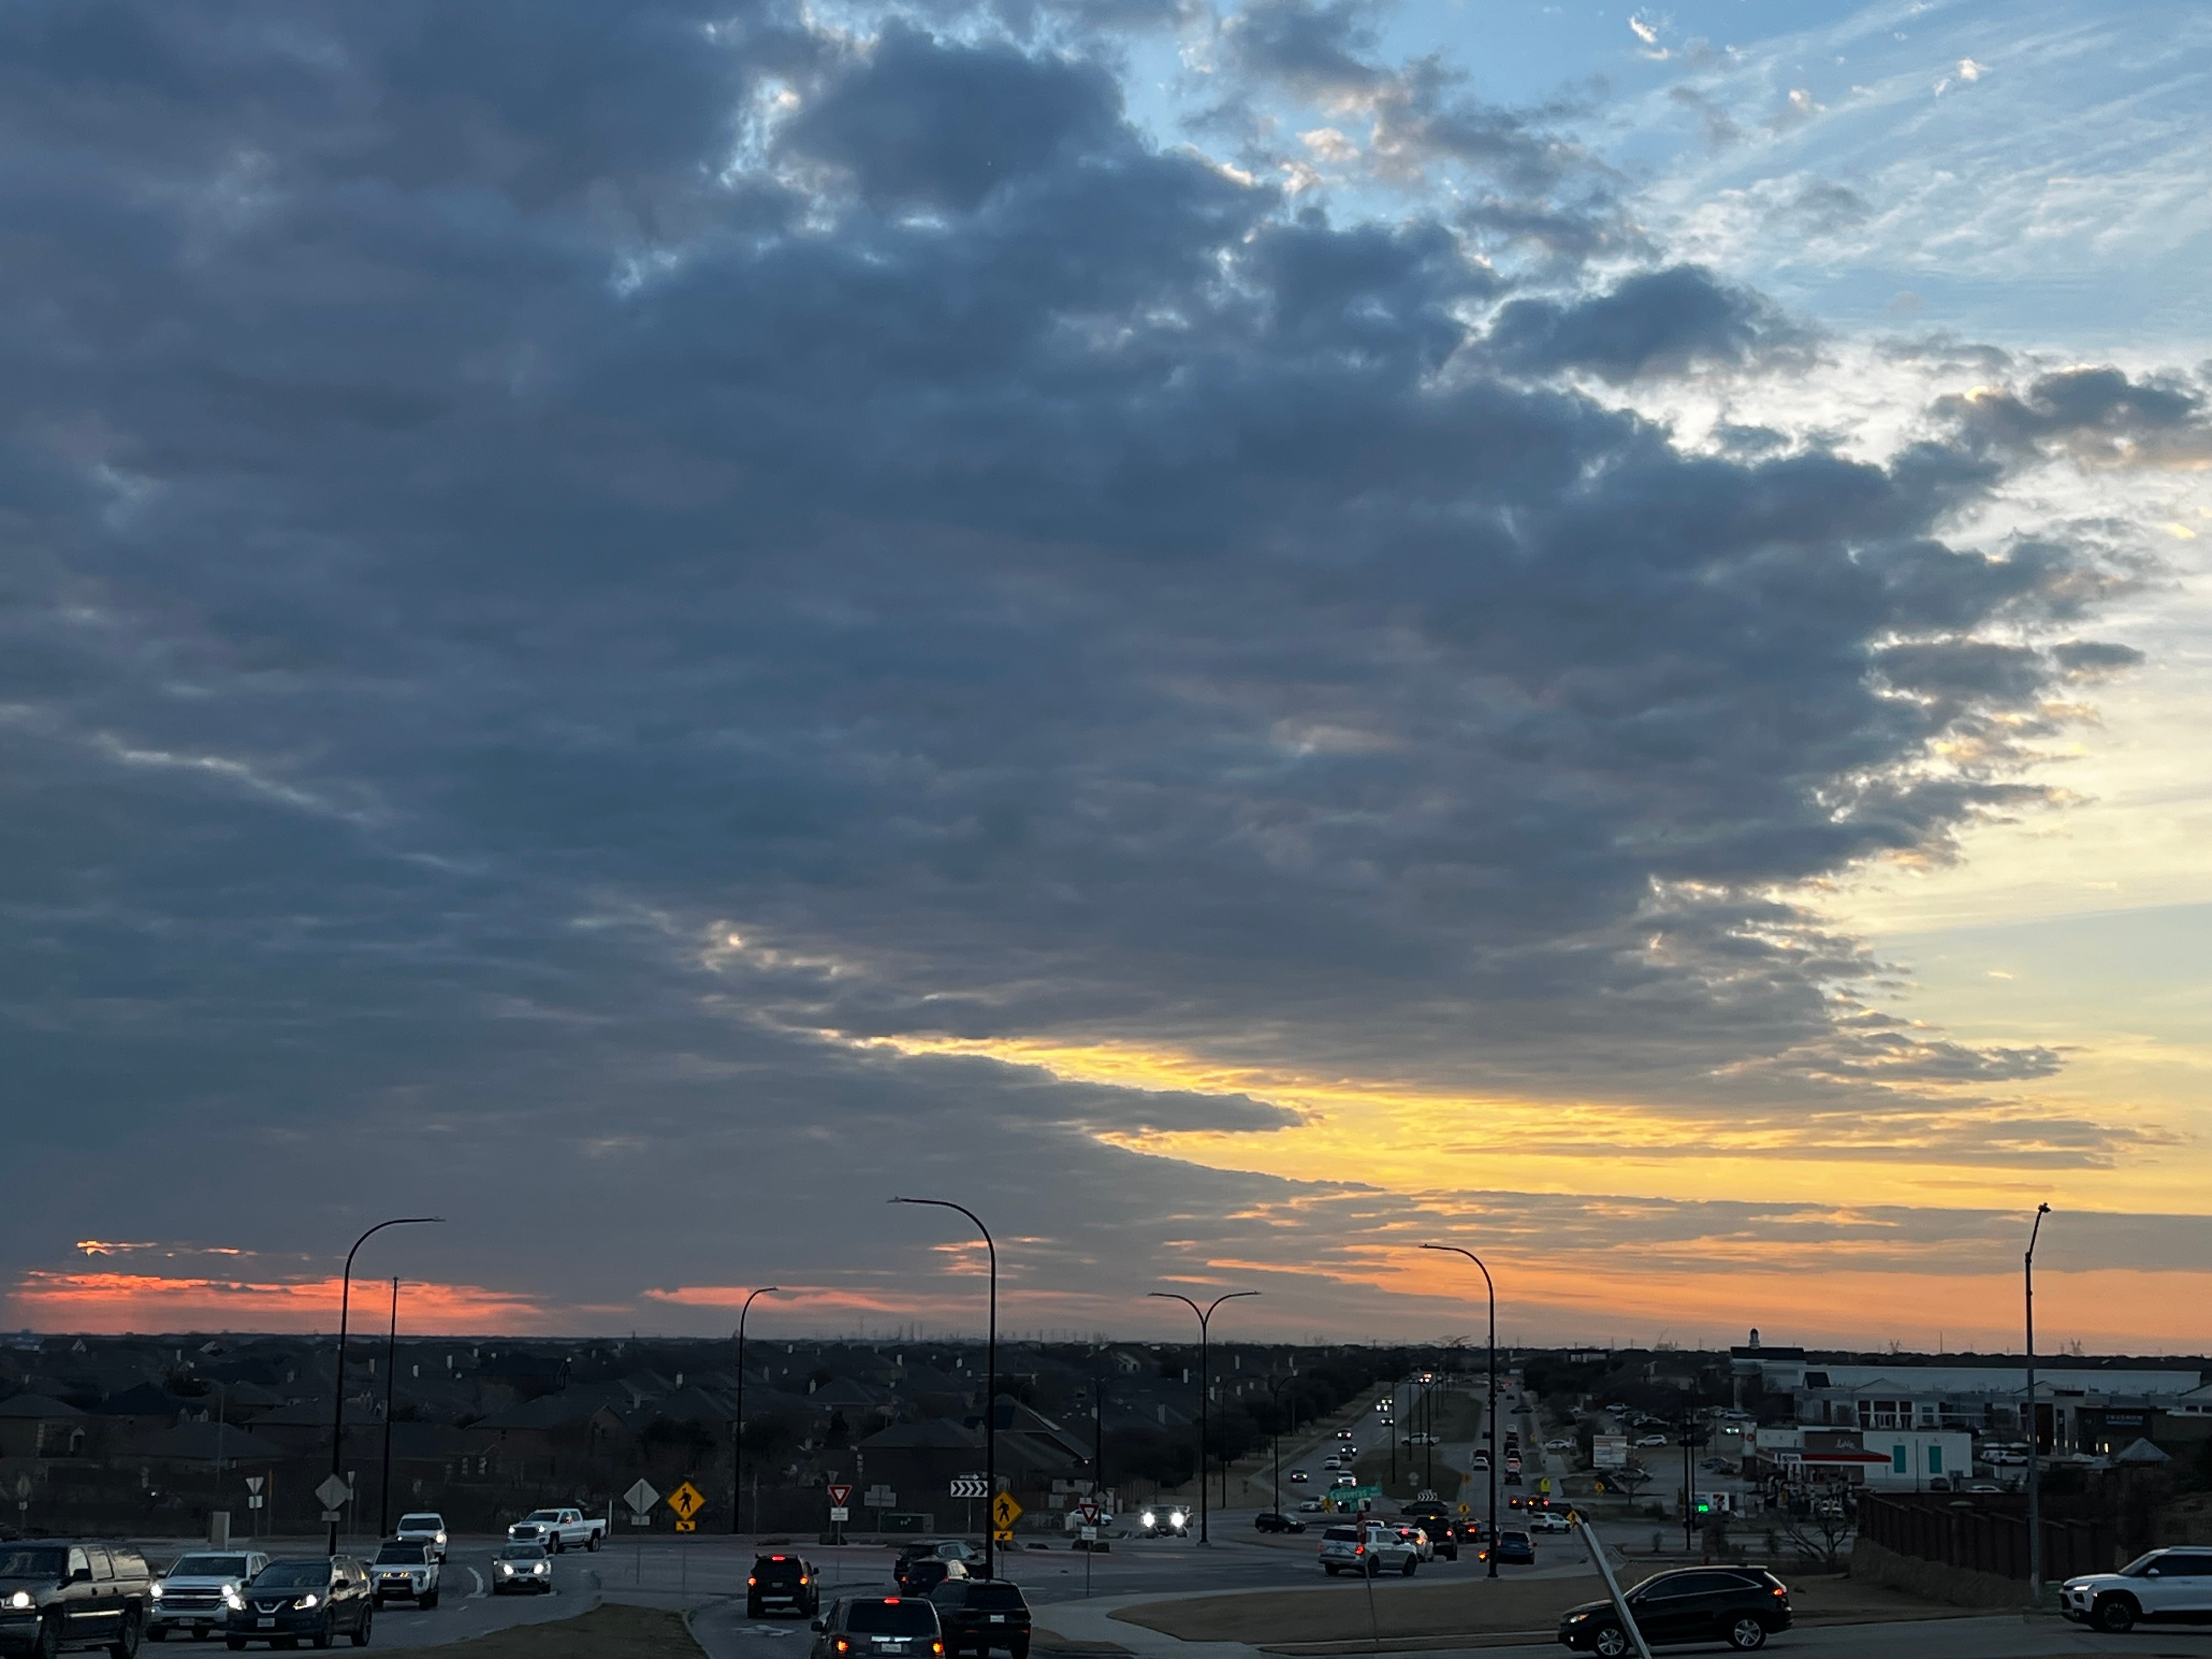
1747,1328,1761,1350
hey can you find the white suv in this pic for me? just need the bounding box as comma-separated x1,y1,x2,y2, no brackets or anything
2061,1549,2212,1632
395,1513,449,1562
1318,1523,1420,1577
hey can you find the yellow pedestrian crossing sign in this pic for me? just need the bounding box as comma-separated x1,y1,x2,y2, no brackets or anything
668,1480,706,1532
991,1492,1022,1539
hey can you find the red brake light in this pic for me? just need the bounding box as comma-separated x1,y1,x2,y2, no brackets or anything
772,1555,787,1561
748,1577,758,1586
885,1597,900,1605
1773,1586,1786,1597
800,1576,810,1585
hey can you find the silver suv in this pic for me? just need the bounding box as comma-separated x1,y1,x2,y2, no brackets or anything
2061,1548,2212,1632
1318,1523,1419,1577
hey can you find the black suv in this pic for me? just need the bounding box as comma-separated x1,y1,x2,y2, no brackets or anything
810,1596,945,1659
222,1557,374,1651
0,1541,152,1657
749,1554,822,1619
927,1581,1030,1659
1252,1513,1306,1535
1559,1567,1792,1654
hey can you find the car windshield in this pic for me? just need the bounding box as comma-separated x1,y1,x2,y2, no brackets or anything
375,1546,427,1565
0,1548,66,1580
756,1557,804,1575
169,1556,251,1578
2118,1553,2166,1577
524,1511,563,1522
848,1601,939,1635
398,1516,442,1531
968,1584,1025,1610
1323,1528,1359,1543
496,1547,546,1562
253,1563,331,1589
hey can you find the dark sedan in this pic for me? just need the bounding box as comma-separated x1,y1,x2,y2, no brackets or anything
1254,1513,1307,1534
223,1556,374,1650
1558,1567,1792,1654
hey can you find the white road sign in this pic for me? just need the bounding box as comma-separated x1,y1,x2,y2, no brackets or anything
624,1479,662,1515
313,1474,352,1512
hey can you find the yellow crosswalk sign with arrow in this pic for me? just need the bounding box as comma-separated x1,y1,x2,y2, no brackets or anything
668,1481,706,1532
991,1491,1022,1541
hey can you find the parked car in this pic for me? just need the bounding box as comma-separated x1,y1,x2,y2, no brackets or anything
928,1578,1031,1659
1558,1567,1792,1654
1637,1435,1667,1448
0,1539,153,1656
490,1543,553,1594
151,1549,269,1642
810,1596,946,1659
751,1554,823,1618
1545,1438,1575,1452
393,1514,449,1563
2060,1548,2212,1632
222,1555,374,1650
505,1507,604,1553
1254,1513,1307,1534
1480,1528,1534,1566
370,1539,441,1608
1318,1525,1419,1578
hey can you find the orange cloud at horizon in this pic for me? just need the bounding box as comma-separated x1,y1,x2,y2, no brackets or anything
7,1271,558,1335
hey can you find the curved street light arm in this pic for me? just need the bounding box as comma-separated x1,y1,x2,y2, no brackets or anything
731,1287,789,1536
1146,1288,1257,1543
1420,1243,1498,1576
329,1216,443,1556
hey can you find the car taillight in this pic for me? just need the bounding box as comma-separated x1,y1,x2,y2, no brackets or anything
835,1641,851,1654
1772,1586,1786,1596
933,1645,944,1655
748,1578,758,1586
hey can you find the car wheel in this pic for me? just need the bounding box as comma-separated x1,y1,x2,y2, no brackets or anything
351,1607,371,1649
36,1613,64,1659
150,1630,170,1645
1008,1641,1028,1659
2096,1596,2137,1633
311,1611,336,1650
1590,1626,1629,1658
1401,1558,1417,1576
1726,1616,1767,1650
586,1534,600,1552
1323,1565,1339,1576
421,1592,438,1611
110,1607,145,1658
225,1641,246,1654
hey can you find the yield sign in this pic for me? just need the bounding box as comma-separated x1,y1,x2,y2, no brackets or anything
826,1483,854,1509
313,1474,352,1513
245,1477,264,1496
1078,1500,1101,1525
624,1479,661,1515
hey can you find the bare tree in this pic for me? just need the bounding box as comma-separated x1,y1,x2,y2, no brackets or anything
1778,1499,1853,1572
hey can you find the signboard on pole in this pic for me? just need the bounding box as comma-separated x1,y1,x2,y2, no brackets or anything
314,1474,351,1523
991,1492,1022,1541
625,1479,661,1515
949,1475,989,1499
827,1483,854,1509
867,1485,897,1509
668,1481,706,1532
1078,1500,1102,1526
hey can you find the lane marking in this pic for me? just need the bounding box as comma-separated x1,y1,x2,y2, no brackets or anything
467,1568,486,1598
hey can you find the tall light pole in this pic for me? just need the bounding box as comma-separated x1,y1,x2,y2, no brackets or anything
377,1279,399,1538
1421,1244,1498,1577
2025,1203,2051,1597
893,1199,997,1578
1266,1374,1294,1518
328,1217,441,1555
730,1287,786,1537
1148,1291,1257,1544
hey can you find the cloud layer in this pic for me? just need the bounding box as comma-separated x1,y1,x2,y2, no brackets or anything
0,0,2202,1335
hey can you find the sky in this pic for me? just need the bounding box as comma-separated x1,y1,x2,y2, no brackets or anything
2,0,2208,1352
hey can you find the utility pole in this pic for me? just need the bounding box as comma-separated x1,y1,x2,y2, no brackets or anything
326,1217,441,1556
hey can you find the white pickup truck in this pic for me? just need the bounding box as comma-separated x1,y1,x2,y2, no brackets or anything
506,1506,606,1553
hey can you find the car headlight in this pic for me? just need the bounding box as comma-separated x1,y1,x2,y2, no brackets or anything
436,1532,447,1544
295,1594,319,1610
8,1591,31,1610
1140,1511,1155,1528
150,1584,163,1600
1566,1612,1589,1623
532,1563,548,1575
496,1564,513,1576
222,1588,245,1610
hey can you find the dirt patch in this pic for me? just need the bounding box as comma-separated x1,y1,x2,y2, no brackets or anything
385,1603,701,1657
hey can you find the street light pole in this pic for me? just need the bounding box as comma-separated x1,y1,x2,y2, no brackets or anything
730,1287,786,1537
1267,1375,1293,1518
328,1217,441,1556
2025,1203,2051,1598
1421,1244,1498,1577
1148,1291,1258,1545
893,1199,998,1578
377,1279,399,1538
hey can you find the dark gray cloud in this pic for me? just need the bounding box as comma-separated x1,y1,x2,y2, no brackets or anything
0,0,2159,1328
1482,263,1808,382
1936,366,2212,466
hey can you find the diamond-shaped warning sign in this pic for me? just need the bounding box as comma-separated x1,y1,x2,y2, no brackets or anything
314,1474,352,1513
667,1481,706,1522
